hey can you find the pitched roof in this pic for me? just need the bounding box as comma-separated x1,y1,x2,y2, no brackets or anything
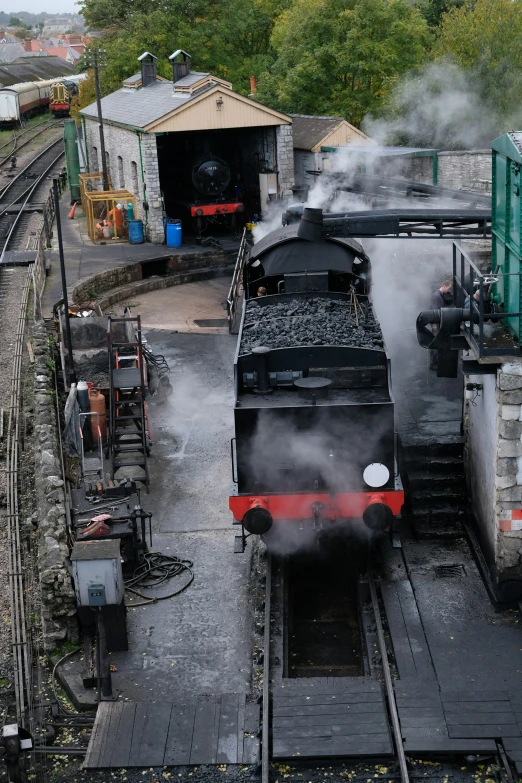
0,55,75,86
290,113,371,151
81,77,206,129
0,42,27,64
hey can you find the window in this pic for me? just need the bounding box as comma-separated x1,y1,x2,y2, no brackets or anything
92,146,98,171
105,151,110,178
117,156,124,188
131,161,139,195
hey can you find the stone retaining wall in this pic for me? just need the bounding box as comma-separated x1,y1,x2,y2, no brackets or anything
33,321,77,651
70,250,236,308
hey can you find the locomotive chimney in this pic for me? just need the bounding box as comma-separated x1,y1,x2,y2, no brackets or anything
297,207,324,242
169,49,191,84
138,52,157,88
252,346,272,394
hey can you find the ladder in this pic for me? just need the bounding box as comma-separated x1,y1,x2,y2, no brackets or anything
107,315,150,491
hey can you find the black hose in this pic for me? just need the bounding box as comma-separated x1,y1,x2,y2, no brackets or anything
124,551,194,606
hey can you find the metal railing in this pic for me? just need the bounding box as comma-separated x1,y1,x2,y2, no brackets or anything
227,227,250,332
452,241,521,357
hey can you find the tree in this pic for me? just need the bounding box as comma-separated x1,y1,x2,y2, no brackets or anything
415,0,464,28
256,0,430,126
434,0,522,122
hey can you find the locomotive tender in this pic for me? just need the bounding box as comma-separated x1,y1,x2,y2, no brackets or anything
229,208,404,549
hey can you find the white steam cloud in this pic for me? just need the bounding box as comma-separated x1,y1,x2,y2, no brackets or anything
363,60,498,150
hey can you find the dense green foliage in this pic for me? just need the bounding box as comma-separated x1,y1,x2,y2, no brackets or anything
76,0,522,144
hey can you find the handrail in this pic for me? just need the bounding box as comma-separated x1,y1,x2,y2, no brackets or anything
227,227,249,332
453,241,521,358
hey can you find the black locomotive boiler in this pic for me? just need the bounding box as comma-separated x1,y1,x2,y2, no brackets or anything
229,208,404,549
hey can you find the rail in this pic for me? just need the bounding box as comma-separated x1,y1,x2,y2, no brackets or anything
0,148,65,263
7,271,32,727
368,571,410,783
261,553,271,783
0,119,61,169
452,241,521,358
227,227,249,333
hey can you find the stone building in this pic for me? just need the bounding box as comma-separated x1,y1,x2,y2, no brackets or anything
291,114,373,192
80,51,294,242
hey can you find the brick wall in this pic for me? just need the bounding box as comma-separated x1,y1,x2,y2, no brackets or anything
276,124,295,197
83,119,164,242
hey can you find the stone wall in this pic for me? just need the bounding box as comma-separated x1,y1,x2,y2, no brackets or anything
465,361,522,599
276,125,295,197
33,321,77,651
437,150,491,191
70,249,234,306
400,150,492,192
84,119,163,243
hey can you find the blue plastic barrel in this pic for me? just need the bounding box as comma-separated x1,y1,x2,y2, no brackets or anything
166,219,182,248
128,219,144,244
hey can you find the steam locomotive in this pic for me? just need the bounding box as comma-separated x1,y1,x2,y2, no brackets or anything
188,155,244,235
229,208,404,550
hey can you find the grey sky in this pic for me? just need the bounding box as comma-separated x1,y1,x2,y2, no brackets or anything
6,2,81,14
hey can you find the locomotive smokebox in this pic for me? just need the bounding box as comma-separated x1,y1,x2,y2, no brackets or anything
362,497,393,532
297,207,324,242
243,502,273,535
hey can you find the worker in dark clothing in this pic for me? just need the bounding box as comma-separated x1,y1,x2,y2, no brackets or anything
429,280,453,370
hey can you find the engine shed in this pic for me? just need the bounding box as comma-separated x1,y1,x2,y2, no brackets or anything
79,50,294,242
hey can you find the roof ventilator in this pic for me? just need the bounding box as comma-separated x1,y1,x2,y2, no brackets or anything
169,49,191,85
138,51,157,88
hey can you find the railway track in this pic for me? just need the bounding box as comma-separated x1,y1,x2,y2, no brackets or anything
260,547,516,783
0,137,64,260
0,118,61,170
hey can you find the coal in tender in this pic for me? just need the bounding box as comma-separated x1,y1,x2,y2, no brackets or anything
241,296,384,353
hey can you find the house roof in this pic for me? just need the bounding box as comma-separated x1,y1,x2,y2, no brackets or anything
80,71,290,132
0,42,27,64
290,113,372,152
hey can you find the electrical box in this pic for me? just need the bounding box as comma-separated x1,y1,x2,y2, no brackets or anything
71,540,124,607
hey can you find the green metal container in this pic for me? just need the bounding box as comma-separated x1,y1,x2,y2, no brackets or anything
491,132,522,340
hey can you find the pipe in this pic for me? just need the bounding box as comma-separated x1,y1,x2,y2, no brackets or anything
81,115,89,172
136,131,148,229
297,207,324,242
63,119,81,203
252,346,271,393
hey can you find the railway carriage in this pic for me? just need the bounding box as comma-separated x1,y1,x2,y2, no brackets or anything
229,208,404,550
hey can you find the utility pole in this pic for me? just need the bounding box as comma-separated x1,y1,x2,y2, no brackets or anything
84,49,109,190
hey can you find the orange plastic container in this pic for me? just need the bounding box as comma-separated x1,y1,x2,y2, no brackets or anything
89,388,107,442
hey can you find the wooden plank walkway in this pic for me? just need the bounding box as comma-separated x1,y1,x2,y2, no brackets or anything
272,681,393,760
83,695,259,769
395,679,521,756
381,581,435,680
